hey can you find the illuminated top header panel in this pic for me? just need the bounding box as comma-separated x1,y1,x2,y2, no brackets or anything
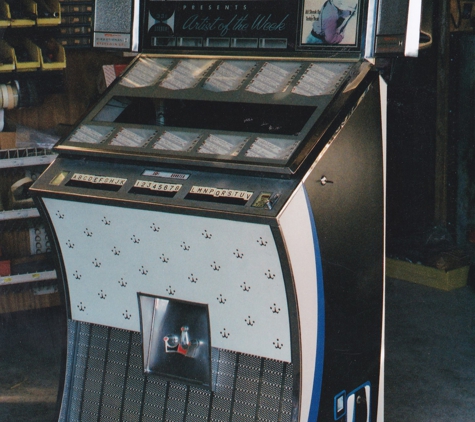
142,0,365,56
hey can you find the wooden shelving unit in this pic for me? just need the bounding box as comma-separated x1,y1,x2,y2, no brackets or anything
0,146,59,313
0,49,132,314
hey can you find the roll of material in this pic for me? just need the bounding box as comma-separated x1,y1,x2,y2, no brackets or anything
6,84,14,110
12,81,19,107
0,81,19,132
0,84,7,109
0,82,19,110
11,177,34,200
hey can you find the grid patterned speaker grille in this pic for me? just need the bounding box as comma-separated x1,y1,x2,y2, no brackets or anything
60,321,294,422
94,0,132,32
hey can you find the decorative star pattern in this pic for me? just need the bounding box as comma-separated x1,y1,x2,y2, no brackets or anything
44,198,291,362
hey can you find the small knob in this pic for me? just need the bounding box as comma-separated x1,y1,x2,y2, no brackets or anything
265,193,281,210
320,176,334,186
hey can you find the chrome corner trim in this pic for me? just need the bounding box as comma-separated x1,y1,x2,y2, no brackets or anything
364,0,378,58
131,0,140,52
404,0,422,57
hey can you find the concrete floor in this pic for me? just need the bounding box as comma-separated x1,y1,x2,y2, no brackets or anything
385,277,475,421
0,306,65,422
1,277,474,421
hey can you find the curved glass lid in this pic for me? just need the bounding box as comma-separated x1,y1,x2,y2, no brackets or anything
55,56,357,172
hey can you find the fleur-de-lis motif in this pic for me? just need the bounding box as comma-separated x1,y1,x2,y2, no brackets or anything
139,266,148,275
161,254,169,263
118,278,127,287
102,217,111,225
233,249,244,259
271,303,281,314
240,282,251,292
56,211,64,219
220,329,230,338
217,294,226,304
66,240,74,249
202,230,212,239
84,228,93,237
245,316,255,326
265,270,275,280
166,286,175,296
257,237,267,246
181,242,190,251
92,258,101,268
211,261,220,271
273,339,283,349
73,270,82,280
98,290,107,299
131,235,140,244
151,223,160,232
123,310,132,320
78,302,86,311
112,247,120,256
188,274,198,283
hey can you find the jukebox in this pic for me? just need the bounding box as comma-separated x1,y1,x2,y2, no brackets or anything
30,0,424,420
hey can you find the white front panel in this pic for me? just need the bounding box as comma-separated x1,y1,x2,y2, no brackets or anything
44,198,291,362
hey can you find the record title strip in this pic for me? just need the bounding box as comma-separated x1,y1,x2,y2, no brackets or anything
189,186,253,200
133,180,183,193
70,173,127,186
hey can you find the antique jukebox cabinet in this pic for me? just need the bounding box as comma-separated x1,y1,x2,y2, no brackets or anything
31,0,424,420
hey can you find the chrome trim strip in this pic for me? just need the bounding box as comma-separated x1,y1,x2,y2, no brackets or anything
131,0,140,52
405,0,422,57
364,0,378,58
376,74,387,422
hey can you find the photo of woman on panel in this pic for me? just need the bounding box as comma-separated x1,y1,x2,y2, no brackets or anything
302,0,358,45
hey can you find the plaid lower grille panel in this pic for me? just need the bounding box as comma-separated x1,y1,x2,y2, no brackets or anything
60,320,294,422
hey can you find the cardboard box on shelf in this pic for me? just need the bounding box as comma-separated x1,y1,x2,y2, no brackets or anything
0,132,16,149
0,259,10,276
0,119,20,149
97,64,128,93
386,257,470,291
